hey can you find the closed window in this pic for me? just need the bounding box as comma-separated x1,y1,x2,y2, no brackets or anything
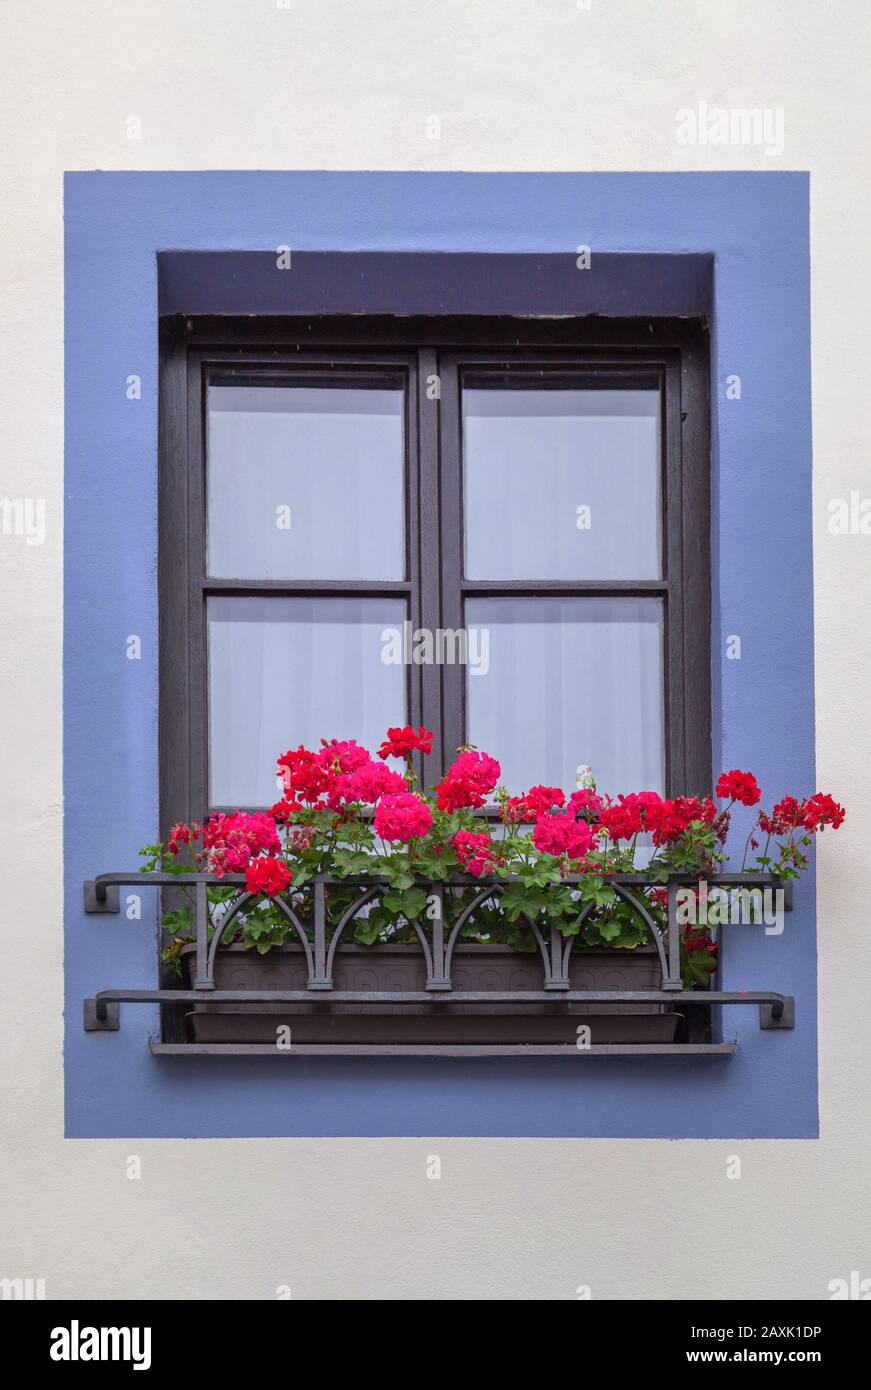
159,318,710,823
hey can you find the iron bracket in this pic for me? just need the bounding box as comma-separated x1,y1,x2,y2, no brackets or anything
759,996,795,1029
84,997,120,1031
84,880,120,913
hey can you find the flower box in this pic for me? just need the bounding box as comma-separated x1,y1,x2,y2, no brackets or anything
181,942,681,1046
121,725,844,1054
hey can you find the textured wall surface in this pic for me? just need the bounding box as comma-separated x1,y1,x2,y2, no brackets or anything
1,0,868,1298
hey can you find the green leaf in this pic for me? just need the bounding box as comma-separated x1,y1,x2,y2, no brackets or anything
412,845,454,879
506,928,537,951
332,848,376,876
353,912,387,945
557,917,581,937
160,906,193,935
207,885,237,905
579,874,604,901
500,884,548,922
385,867,415,892
337,821,373,844
382,887,429,920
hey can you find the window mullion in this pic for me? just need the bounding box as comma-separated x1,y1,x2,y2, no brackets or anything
415,348,442,782
437,356,464,773
663,361,687,795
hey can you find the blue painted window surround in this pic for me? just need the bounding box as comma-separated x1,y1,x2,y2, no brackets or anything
65,172,813,1138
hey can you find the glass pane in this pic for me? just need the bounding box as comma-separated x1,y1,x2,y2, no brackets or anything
208,595,406,806
463,384,661,580
465,596,664,798
207,380,405,580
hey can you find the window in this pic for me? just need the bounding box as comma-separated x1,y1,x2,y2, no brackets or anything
159,317,710,827
204,371,409,807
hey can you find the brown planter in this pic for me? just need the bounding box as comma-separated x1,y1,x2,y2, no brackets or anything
181,943,682,1046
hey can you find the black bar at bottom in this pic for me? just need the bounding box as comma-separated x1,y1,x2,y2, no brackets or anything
1,1298,862,1369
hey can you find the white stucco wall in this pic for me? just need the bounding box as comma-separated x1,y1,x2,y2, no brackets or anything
0,0,868,1298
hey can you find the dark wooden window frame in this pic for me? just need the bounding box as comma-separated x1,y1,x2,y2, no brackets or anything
159,314,711,835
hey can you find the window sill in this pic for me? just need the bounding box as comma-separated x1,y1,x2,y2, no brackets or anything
147,1040,739,1058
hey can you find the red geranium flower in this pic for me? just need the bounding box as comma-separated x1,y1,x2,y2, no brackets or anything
452,829,498,877
672,795,717,826
802,792,845,831
684,931,717,959
317,738,371,775
643,795,717,846
342,760,407,804
245,856,293,897
759,795,805,836
377,726,434,760
533,811,594,860
715,769,761,806
568,787,605,820
167,820,202,855
204,812,282,876
599,796,645,842
374,792,433,843
515,785,565,819
644,798,688,846
435,751,501,811
276,745,333,803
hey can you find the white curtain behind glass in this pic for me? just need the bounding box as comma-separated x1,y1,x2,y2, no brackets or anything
465,596,664,799
208,596,406,806
207,385,404,581
463,388,660,580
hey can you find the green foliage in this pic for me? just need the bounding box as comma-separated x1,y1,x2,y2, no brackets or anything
680,940,718,989
139,842,198,877
160,906,193,936
382,886,429,920
332,848,377,877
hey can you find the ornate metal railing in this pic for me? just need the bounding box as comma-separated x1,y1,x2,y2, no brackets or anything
83,870,795,1045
